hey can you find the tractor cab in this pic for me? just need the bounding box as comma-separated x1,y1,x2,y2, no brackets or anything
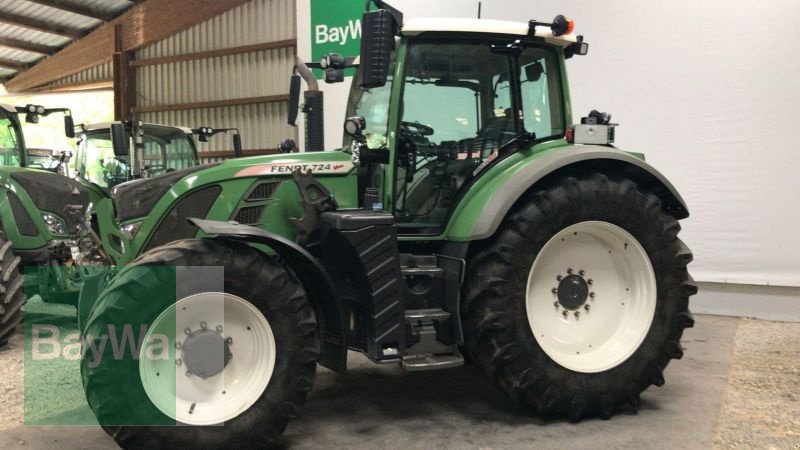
74,121,241,190
0,103,74,169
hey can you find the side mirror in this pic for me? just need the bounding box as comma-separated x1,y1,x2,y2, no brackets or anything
360,9,394,88
110,123,130,157
287,73,301,126
64,115,75,138
525,62,545,82
233,133,243,158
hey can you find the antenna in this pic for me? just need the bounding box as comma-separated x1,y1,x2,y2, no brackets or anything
477,1,482,19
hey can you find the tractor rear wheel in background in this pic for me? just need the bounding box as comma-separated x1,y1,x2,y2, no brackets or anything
463,173,696,421
0,238,25,347
81,239,319,448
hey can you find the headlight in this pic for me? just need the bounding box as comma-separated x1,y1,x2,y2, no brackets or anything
121,222,143,239
41,213,66,235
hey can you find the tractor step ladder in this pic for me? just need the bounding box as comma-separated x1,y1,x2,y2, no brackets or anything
402,308,464,371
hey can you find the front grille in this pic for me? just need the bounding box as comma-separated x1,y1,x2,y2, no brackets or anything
233,205,266,225
7,192,38,237
143,186,221,253
247,181,282,201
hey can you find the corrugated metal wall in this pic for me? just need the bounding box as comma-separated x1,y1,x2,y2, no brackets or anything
134,0,297,162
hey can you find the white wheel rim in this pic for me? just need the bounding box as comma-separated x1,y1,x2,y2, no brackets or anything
526,221,657,373
139,292,276,425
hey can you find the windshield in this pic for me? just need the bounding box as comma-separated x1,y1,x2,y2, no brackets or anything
77,125,198,189
0,116,22,167
394,39,564,233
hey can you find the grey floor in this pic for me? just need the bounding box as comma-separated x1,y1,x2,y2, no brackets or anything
0,315,739,449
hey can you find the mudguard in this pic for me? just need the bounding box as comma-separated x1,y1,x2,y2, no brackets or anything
447,144,689,241
189,218,348,372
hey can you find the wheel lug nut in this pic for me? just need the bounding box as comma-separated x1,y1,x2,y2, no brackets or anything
584,304,591,311
215,325,223,333
200,321,207,329
589,292,596,298
551,287,558,294
579,270,585,276
226,337,233,345
567,268,574,274
186,371,192,378
574,311,580,318
587,279,593,286
176,358,182,366
554,301,560,307
556,275,563,281
562,310,569,317
175,342,182,349
184,328,191,335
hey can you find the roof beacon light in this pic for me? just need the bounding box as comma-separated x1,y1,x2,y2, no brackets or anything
530,14,574,37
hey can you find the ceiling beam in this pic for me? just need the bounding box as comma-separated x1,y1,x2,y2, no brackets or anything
0,58,30,71
5,0,252,92
24,0,115,22
0,11,86,40
0,36,56,55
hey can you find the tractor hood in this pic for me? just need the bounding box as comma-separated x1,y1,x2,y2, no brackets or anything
223,150,355,178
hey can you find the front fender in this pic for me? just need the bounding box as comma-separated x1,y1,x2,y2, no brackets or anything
189,218,348,373
446,143,689,241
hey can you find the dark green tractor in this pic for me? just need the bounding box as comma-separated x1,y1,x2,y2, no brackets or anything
0,103,75,345
77,3,695,447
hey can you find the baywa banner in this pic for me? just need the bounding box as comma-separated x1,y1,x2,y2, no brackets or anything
22,265,226,426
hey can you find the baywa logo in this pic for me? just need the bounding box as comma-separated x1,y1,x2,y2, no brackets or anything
315,18,361,46
31,323,170,368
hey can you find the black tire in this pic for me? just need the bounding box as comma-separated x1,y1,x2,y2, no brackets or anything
81,238,319,448
0,239,25,347
462,173,696,421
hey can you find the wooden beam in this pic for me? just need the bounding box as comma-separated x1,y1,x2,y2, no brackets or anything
25,0,115,22
200,149,279,159
131,39,297,67
0,11,85,39
0,58,30,71
4,25,114,92
119,0,252,51
0,36,57,55
113,25,136,121
133,95,289,114
5,0,252,91
29,79,113,93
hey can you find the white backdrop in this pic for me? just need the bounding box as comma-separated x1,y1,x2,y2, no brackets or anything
297,0,800,287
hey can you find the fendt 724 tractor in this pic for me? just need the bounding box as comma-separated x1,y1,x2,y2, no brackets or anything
0,120,241,345
78,3,695,447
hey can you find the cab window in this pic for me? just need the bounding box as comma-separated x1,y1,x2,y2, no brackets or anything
0,117,21,167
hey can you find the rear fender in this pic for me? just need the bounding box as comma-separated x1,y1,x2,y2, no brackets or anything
189,218,348,372
447,144,689,241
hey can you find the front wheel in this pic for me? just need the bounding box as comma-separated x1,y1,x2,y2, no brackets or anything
463,173,696,421
81,239,319,448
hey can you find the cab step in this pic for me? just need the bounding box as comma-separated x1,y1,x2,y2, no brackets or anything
402,348,464,371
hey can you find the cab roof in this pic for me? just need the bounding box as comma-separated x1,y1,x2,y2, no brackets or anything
402,18,578,47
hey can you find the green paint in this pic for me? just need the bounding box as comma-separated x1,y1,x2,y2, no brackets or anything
309,0,363,78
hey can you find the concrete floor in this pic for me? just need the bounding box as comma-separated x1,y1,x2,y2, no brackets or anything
0,314,764,449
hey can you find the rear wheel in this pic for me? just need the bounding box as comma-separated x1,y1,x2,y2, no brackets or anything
463,173,696,420
0,239,25,347
81,239,319,448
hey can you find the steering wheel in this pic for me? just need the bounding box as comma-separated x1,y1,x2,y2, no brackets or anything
400,121,434,136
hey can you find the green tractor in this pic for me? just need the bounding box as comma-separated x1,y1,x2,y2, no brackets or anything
0,102,75,344
77,3,695,447
0,119,241,344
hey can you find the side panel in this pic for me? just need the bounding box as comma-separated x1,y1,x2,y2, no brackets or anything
444,143,689,241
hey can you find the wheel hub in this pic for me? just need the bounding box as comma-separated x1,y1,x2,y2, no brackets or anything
182,327,232,379
557,274,589,310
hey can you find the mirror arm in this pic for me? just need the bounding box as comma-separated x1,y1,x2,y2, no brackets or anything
295,57,318,91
